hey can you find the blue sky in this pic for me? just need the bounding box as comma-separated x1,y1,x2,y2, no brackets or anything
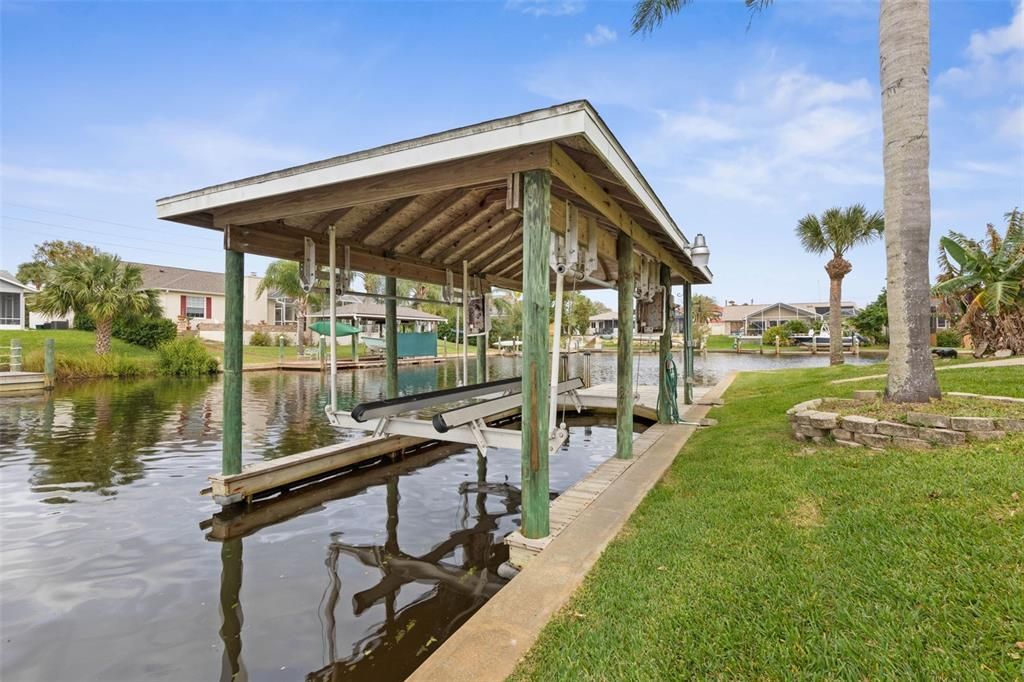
2,0,1022,309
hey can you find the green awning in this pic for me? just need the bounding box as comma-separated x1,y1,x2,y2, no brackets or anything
309,321,361,337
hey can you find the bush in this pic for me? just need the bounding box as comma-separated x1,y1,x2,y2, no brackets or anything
113,316,177,349
250,330,272,346
936,329,963,348
277,334,292,347
762,326,793,347
22,349,149,379
781,319,810,335
157,337,219,376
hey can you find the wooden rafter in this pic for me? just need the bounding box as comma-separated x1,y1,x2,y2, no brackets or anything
347,195,419,244
382,189,471,253
421,199,506,261
211,143,549,227
549,143,693,281
467,219,522,271
447,212,521,266
404,190,503,257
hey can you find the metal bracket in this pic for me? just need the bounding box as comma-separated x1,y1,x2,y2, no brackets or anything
299,237,317,293
470,419,489,458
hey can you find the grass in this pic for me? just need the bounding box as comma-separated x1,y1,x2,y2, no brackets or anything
513,362,1024,680
820,395,1024,421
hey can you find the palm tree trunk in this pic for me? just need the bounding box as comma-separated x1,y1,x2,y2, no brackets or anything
829,276,844,366
95,316,113,355
880,0,941,402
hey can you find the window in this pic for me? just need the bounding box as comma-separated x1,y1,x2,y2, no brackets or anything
274,299,296,325
185,296,206,319
936,316,948,329
0,292,20,326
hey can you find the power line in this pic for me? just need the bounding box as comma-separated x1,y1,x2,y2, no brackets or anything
2,215,220,253
1,218,217,259
2,201,194,234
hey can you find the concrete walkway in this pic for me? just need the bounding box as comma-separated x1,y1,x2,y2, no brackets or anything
831,357,1022,384
408,372,737,682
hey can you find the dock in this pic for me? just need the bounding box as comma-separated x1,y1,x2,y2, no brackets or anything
0,371,48,394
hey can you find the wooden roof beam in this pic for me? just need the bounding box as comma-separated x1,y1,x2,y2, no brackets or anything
447,212,521,267
347,195,419,244
549,143,693,282
383,189,473,253
211,143,550,228
421,198,506,261
466,219,522,271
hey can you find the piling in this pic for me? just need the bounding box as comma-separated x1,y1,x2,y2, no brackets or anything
385,277,398,400
657,263,673,423
223,248,244,476
683,282,694,405
10,339,21,372
278,335,285,363
43,338,55,388
520,169,551,539
616,231,634,458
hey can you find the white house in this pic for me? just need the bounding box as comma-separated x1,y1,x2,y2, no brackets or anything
0,270,37,330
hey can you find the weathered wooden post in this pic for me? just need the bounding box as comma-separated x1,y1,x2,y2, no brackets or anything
520,169,552,539
775,334,781,356
476,286,488,382
44,338,55,389
319,336,326,371
351,334,358,363
683,282,694,405
616,232,634,459
278,335,284,364
657,263,673,423
385,277,398,399
218,537,244,680
10,339,21,372
223,245,244,476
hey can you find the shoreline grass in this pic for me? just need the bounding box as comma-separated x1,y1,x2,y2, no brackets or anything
513,363,1024,680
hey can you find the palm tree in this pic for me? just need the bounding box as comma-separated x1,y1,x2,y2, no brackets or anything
932,210,1024,356
33,254,160,355
256,260,322,354
632,0,939,400
795,205,884,365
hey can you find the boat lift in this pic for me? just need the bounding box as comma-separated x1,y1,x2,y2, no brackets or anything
321,217,598,458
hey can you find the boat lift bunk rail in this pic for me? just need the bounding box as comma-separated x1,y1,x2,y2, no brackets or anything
327,376,584,458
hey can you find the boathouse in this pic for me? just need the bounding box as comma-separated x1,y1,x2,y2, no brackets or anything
156,101,712,543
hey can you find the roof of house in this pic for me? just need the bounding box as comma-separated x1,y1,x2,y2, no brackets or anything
0,270,37,292
589,311,618,322
128,262,227,295
719,301,859,322
309,302,445,323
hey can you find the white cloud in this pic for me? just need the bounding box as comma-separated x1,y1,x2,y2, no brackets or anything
506,0,584,17
658,112,742,142
937,1,1024,94
584,24,617,47
998,105,1024,140
0,164,133,192
967,0,1024,60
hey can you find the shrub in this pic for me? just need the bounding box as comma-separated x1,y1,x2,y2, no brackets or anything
936,329,963,348
22,349,149,379
762,326,793,347
250,330,272,346
113,316,177,349
157,337,219,376
781,319,810,335
277,334,292,347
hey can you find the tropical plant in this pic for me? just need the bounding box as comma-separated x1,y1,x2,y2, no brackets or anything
249,330,273,347
631,0,938,399
17,240,100,288
795,205,884,365
762,325,793,347
257,260,322,354
156,337,220,376
33,254,160,355
851,289,888,344
932,210,1024,356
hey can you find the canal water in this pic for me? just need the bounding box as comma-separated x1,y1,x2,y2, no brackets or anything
0,353,878,681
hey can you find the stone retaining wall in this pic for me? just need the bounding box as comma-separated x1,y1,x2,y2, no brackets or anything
787,392,1024,450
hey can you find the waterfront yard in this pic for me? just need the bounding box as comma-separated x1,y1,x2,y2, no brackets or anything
514,363,1024,680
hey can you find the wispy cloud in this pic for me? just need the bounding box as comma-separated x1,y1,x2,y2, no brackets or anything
937,0,1024,95
0,164,133,192
584,24,617,47
967,0,1024,60
506,0,584,17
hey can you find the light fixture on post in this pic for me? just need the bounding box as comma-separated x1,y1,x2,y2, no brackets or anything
690,233,710,268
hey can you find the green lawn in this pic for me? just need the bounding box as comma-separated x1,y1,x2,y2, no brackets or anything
514,363,1024,680
0,328,156,360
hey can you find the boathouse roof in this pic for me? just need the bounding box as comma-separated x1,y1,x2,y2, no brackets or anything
156,101,711,290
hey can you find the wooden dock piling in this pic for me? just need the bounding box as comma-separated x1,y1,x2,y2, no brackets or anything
616,232,634,458
520,169,552,539
385,276,398,399
657,263,673,423
223,246,244,477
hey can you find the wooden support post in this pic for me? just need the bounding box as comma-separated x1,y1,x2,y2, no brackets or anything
319,336,326,371
683,282,694,405
385,276,398,399
10,339,21,372
657,263,673,423
476,286,488,383
351,334,358,363
616,232,634,458
223,248,244,476
218,538,245,681
520,169,551,539
278,335,284,363
43,338,55,389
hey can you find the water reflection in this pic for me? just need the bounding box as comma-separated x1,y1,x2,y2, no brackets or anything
214,448,517,681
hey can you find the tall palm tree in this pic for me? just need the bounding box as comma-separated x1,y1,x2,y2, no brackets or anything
632,0,940,400
33,254,160,355
256,260,322,354
796,206,884,365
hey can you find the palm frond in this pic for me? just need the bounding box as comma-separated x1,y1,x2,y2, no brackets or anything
632,0,689,35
